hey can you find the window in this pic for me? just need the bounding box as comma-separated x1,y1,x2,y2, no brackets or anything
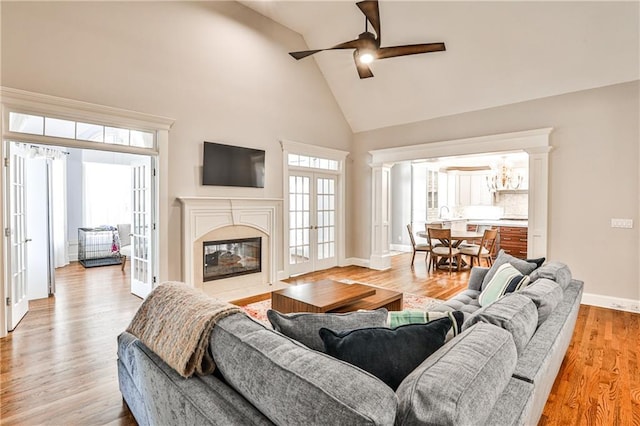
83,162,132,227
288,154,339,171
8,111,154,149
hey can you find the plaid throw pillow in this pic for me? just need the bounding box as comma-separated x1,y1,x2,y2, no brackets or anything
387,310,464,341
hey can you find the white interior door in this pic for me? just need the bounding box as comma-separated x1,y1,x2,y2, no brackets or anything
288,172,337,276
130,158,153,298
25,156,50,300
5,142,29,330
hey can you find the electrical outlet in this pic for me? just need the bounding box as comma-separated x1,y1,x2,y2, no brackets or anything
611,218,634,229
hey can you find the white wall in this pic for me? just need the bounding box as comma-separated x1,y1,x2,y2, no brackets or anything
350,81,639,302
1,1,353,281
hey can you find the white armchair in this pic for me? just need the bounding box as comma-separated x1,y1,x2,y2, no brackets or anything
117,224,132,272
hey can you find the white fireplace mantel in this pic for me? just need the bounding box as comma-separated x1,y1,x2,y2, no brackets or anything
178,197,283,293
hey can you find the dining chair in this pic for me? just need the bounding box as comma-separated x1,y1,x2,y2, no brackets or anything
407,224,431,267
424,223,444,271
428,228,462,275
459,228,498,268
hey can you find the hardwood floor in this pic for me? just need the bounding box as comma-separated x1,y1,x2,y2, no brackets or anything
0,253,637,425
0,262,140,425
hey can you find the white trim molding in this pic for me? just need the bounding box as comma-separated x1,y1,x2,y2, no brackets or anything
370,163,393,270
1,87,174,338
344,257,370,268
582,292,640,313
280,139,349,278
368,128,553,268
280,139,349,162
369,128,553,164
1,87,174,132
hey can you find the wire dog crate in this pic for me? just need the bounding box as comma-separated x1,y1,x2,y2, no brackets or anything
78,227,123,268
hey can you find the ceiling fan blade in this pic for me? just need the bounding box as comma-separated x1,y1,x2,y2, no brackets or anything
289,50,323,60
289,39,364,60
353,51,374,79
357,0,381,43
376,43,446,60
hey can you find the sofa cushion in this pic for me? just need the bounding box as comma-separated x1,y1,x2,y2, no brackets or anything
395,323,518,426
463,294,538,355
529,262,572,290
517,278,563,327
481,250,537,290
319,318,451,390
134,340,273,426
479,263,531,306
387,310,464,341
210,313,398,425
429,289,482,319
266,308,388,352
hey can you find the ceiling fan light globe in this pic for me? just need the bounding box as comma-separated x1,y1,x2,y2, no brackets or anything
359,52,374,64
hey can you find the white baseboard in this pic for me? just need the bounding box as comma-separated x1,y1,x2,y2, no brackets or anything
581,292,640,313
344,257,370,268
276,270,288,281
390,244,411,252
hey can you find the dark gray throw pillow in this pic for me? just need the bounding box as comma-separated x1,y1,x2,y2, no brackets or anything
481,250,538,290
319,318,452,390
266,308,388,352
525,257,546,268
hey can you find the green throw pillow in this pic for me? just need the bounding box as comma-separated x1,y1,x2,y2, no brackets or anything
478,263,531,306
387,310,464,341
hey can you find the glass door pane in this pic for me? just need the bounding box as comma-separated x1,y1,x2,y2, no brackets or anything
288,173,312,275
130,159,152,297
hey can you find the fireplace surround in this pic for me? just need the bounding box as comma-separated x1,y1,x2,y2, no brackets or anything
179,197,284,300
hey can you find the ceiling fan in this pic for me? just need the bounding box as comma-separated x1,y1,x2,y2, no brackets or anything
288,0,446,79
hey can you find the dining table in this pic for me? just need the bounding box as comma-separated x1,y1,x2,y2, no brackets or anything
416,230,484,247
417,229,484,270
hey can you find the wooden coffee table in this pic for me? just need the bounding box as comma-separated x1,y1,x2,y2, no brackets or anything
271,279,403,314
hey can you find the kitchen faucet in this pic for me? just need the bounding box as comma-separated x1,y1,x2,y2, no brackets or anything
439,205,450,219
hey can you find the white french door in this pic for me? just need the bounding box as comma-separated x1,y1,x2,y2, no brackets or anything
5,143,29,330
288,172,337,276
130,159,153,298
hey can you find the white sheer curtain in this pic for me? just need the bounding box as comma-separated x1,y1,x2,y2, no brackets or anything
83,162,132,227
51,157,69,268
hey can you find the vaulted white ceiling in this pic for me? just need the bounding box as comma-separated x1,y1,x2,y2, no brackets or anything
241,1,639,133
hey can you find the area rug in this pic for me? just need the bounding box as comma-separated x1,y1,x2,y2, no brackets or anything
238,281,443,325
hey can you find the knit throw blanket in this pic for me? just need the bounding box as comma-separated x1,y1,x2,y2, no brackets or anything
126,281,242,378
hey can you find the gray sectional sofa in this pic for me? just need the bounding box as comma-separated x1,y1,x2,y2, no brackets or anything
118,260,583,425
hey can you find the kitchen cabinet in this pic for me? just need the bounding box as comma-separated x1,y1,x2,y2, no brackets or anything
449,171,493,206
497,226,528,258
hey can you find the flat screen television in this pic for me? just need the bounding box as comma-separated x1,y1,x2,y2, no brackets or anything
202,141,265,188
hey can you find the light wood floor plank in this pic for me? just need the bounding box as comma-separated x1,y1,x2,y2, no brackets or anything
1,254,638,426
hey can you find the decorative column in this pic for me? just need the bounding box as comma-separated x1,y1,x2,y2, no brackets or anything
370,163,394,270
525,146,552,258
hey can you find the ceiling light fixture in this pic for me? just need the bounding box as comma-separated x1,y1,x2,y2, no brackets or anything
358,50,375,64
486,160,523,192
